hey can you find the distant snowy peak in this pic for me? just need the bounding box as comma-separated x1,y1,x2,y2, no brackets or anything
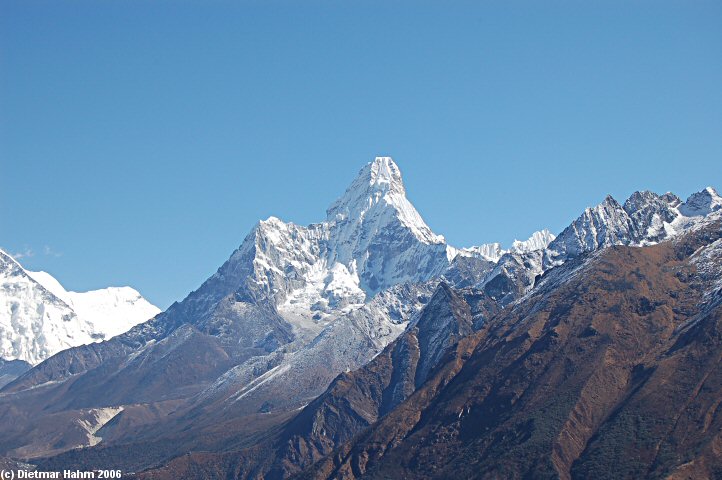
27,271,161,339
1,250,89,364
455,230,555,263
511,229,556,254
456,243,506,262
0,250,160,364
25,271,160,338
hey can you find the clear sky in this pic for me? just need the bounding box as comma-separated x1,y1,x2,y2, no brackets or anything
1,0,721,309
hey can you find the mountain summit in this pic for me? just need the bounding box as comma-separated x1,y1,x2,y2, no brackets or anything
330,157,405,203
327,157,443,246
679,186,722,216
325,157,448,295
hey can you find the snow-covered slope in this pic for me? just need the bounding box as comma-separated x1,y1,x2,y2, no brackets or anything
0,250,160,364
450,229,555,264
453,243,506,262
511,229,556,254
679,187,722,217
26,271,160,339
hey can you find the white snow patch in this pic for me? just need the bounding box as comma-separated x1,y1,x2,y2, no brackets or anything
232,363,291,402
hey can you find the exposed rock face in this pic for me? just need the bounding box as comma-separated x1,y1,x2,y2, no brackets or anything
412,283,473,387
0,358,30,388
442,254,496,289
275,283,475,476
679,186,722,217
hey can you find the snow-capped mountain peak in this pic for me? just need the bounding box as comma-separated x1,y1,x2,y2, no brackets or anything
367,156,405,194
454,243,506,262
326,157,444,246
511,229,556,254
0,249,160,364
623,190,665,214
679,186,722,217
453,230,555,263
543,186,722,270
26,271,160,340
187,158,453,333
544,194,634,266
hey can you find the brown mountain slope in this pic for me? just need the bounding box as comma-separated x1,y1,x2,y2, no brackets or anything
268,283,476,478
131,283,492,480
300,222,722,480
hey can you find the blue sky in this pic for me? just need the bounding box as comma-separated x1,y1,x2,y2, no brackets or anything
1,0,721,309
